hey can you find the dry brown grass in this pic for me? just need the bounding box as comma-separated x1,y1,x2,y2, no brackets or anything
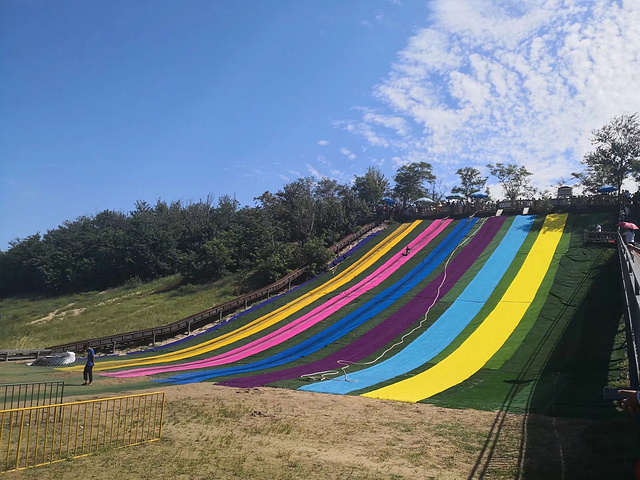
2,381,633,480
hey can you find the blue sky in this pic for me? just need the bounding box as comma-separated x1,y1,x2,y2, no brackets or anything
2,0,639,250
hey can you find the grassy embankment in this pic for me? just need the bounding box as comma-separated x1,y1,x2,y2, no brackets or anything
0,274,245,350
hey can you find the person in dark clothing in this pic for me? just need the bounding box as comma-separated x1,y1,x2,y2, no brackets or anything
82,346,95,385
403,245,411,256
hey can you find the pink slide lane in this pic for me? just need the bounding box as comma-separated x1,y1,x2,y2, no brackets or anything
106,219,452,378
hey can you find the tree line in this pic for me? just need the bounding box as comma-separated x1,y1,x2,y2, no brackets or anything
0,174,386,296
2,112,638,297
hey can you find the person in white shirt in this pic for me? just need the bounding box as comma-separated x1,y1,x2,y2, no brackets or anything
623,228,635,245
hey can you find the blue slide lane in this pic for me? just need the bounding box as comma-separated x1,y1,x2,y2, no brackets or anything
159,218,477,384
299,215,535,395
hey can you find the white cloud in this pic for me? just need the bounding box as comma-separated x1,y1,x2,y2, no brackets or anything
317,140,330,146
362,111,411,137
305,163,323,178
304,161,352,185
340,147,357,160
337,120,391,147
391,156,406,169
346,0,640,192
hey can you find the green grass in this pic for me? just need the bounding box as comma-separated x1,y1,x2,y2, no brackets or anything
0,274,243,349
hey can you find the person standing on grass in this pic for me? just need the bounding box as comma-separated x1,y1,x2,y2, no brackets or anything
82,345,95,385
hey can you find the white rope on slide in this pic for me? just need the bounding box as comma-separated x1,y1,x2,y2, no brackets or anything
301,215,488,383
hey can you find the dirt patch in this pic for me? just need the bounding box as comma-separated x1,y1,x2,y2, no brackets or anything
29,304,86,325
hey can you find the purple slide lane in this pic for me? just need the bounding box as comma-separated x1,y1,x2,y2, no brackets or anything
106,219,452,377
218,216,505,388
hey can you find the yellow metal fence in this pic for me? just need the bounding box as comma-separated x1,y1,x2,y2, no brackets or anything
1,391,164,473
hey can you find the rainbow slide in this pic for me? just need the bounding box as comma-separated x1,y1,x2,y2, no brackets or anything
106,219,453,377
158,216,493,385
64,219,422,372
216,216,501,388
300,215,535,395
363,213,568,402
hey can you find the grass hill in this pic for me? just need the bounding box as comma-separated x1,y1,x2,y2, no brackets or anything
1,212,638,479
0,274,244,349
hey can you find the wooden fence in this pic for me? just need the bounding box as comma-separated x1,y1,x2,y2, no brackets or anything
0,350,52,362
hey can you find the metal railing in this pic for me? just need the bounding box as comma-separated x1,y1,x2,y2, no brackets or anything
46,221,379,354
403,194,622,219
1,391,165,473
583,230,617,244
1,382,65,411
617,234,640,388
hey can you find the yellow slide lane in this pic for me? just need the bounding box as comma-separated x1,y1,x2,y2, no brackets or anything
67,220,423,372
363,213,568,403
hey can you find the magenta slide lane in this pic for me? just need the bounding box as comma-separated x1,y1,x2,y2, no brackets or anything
106,219,451,378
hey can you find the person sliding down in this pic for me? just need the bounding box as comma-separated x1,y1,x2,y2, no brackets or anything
403,245,411,256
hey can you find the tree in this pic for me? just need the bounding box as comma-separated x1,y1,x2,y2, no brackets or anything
393,162,435,208
0,234,46,295
486,163,535,201
294,237,332,277
451,167,487,199
0,170,382,295
426,178,448,203
313,178,348,236
353,166,389,210
572,112,640,194
179,235,235,282
277,178,316,241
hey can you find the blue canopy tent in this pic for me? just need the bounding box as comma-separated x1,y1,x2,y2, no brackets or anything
470,192,488,199
413,197,434,203
597,185,617,194
381,197,396,205
446,193,465,200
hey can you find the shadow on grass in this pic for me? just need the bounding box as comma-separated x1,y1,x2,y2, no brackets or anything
469,248,638,479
